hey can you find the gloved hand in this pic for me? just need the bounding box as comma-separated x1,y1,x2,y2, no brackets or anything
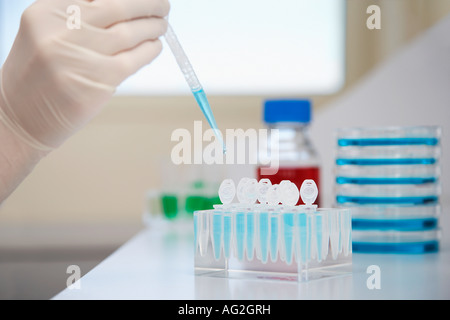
0,0,170,152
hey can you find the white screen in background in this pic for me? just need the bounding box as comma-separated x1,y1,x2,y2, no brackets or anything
0,0,346,96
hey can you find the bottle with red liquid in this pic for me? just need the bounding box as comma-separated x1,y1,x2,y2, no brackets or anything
257,99,321,206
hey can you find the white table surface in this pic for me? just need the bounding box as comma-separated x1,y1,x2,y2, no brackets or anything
53,213,450,300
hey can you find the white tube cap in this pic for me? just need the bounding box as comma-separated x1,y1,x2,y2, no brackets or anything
300,180,318,206
279,180,300,206
237,178,258,204
218,179,236,205
267,184,280,205
257,179,272,204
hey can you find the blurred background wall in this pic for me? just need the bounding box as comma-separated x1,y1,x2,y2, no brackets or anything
0,0,449,299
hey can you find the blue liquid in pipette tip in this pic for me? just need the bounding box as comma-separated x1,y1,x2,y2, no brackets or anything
193,89,226,154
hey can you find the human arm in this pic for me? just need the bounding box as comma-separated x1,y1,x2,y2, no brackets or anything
0,0,170,203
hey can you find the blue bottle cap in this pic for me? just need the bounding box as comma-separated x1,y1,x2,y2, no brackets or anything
263,99,312,124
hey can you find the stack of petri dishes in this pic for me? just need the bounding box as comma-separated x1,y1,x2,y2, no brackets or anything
335,126,441,254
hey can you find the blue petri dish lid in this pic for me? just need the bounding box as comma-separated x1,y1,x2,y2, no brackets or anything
352,241,439,254
352,229,441,254
336,126,441,147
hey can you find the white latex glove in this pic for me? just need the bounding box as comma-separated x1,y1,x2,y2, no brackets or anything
0,0,170,152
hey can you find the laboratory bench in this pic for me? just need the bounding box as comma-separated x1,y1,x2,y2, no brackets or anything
53,212,450,300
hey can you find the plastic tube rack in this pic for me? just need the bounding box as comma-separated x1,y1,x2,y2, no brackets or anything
194,178,352,282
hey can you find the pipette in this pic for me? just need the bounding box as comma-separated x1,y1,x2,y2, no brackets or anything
164,24,226,153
